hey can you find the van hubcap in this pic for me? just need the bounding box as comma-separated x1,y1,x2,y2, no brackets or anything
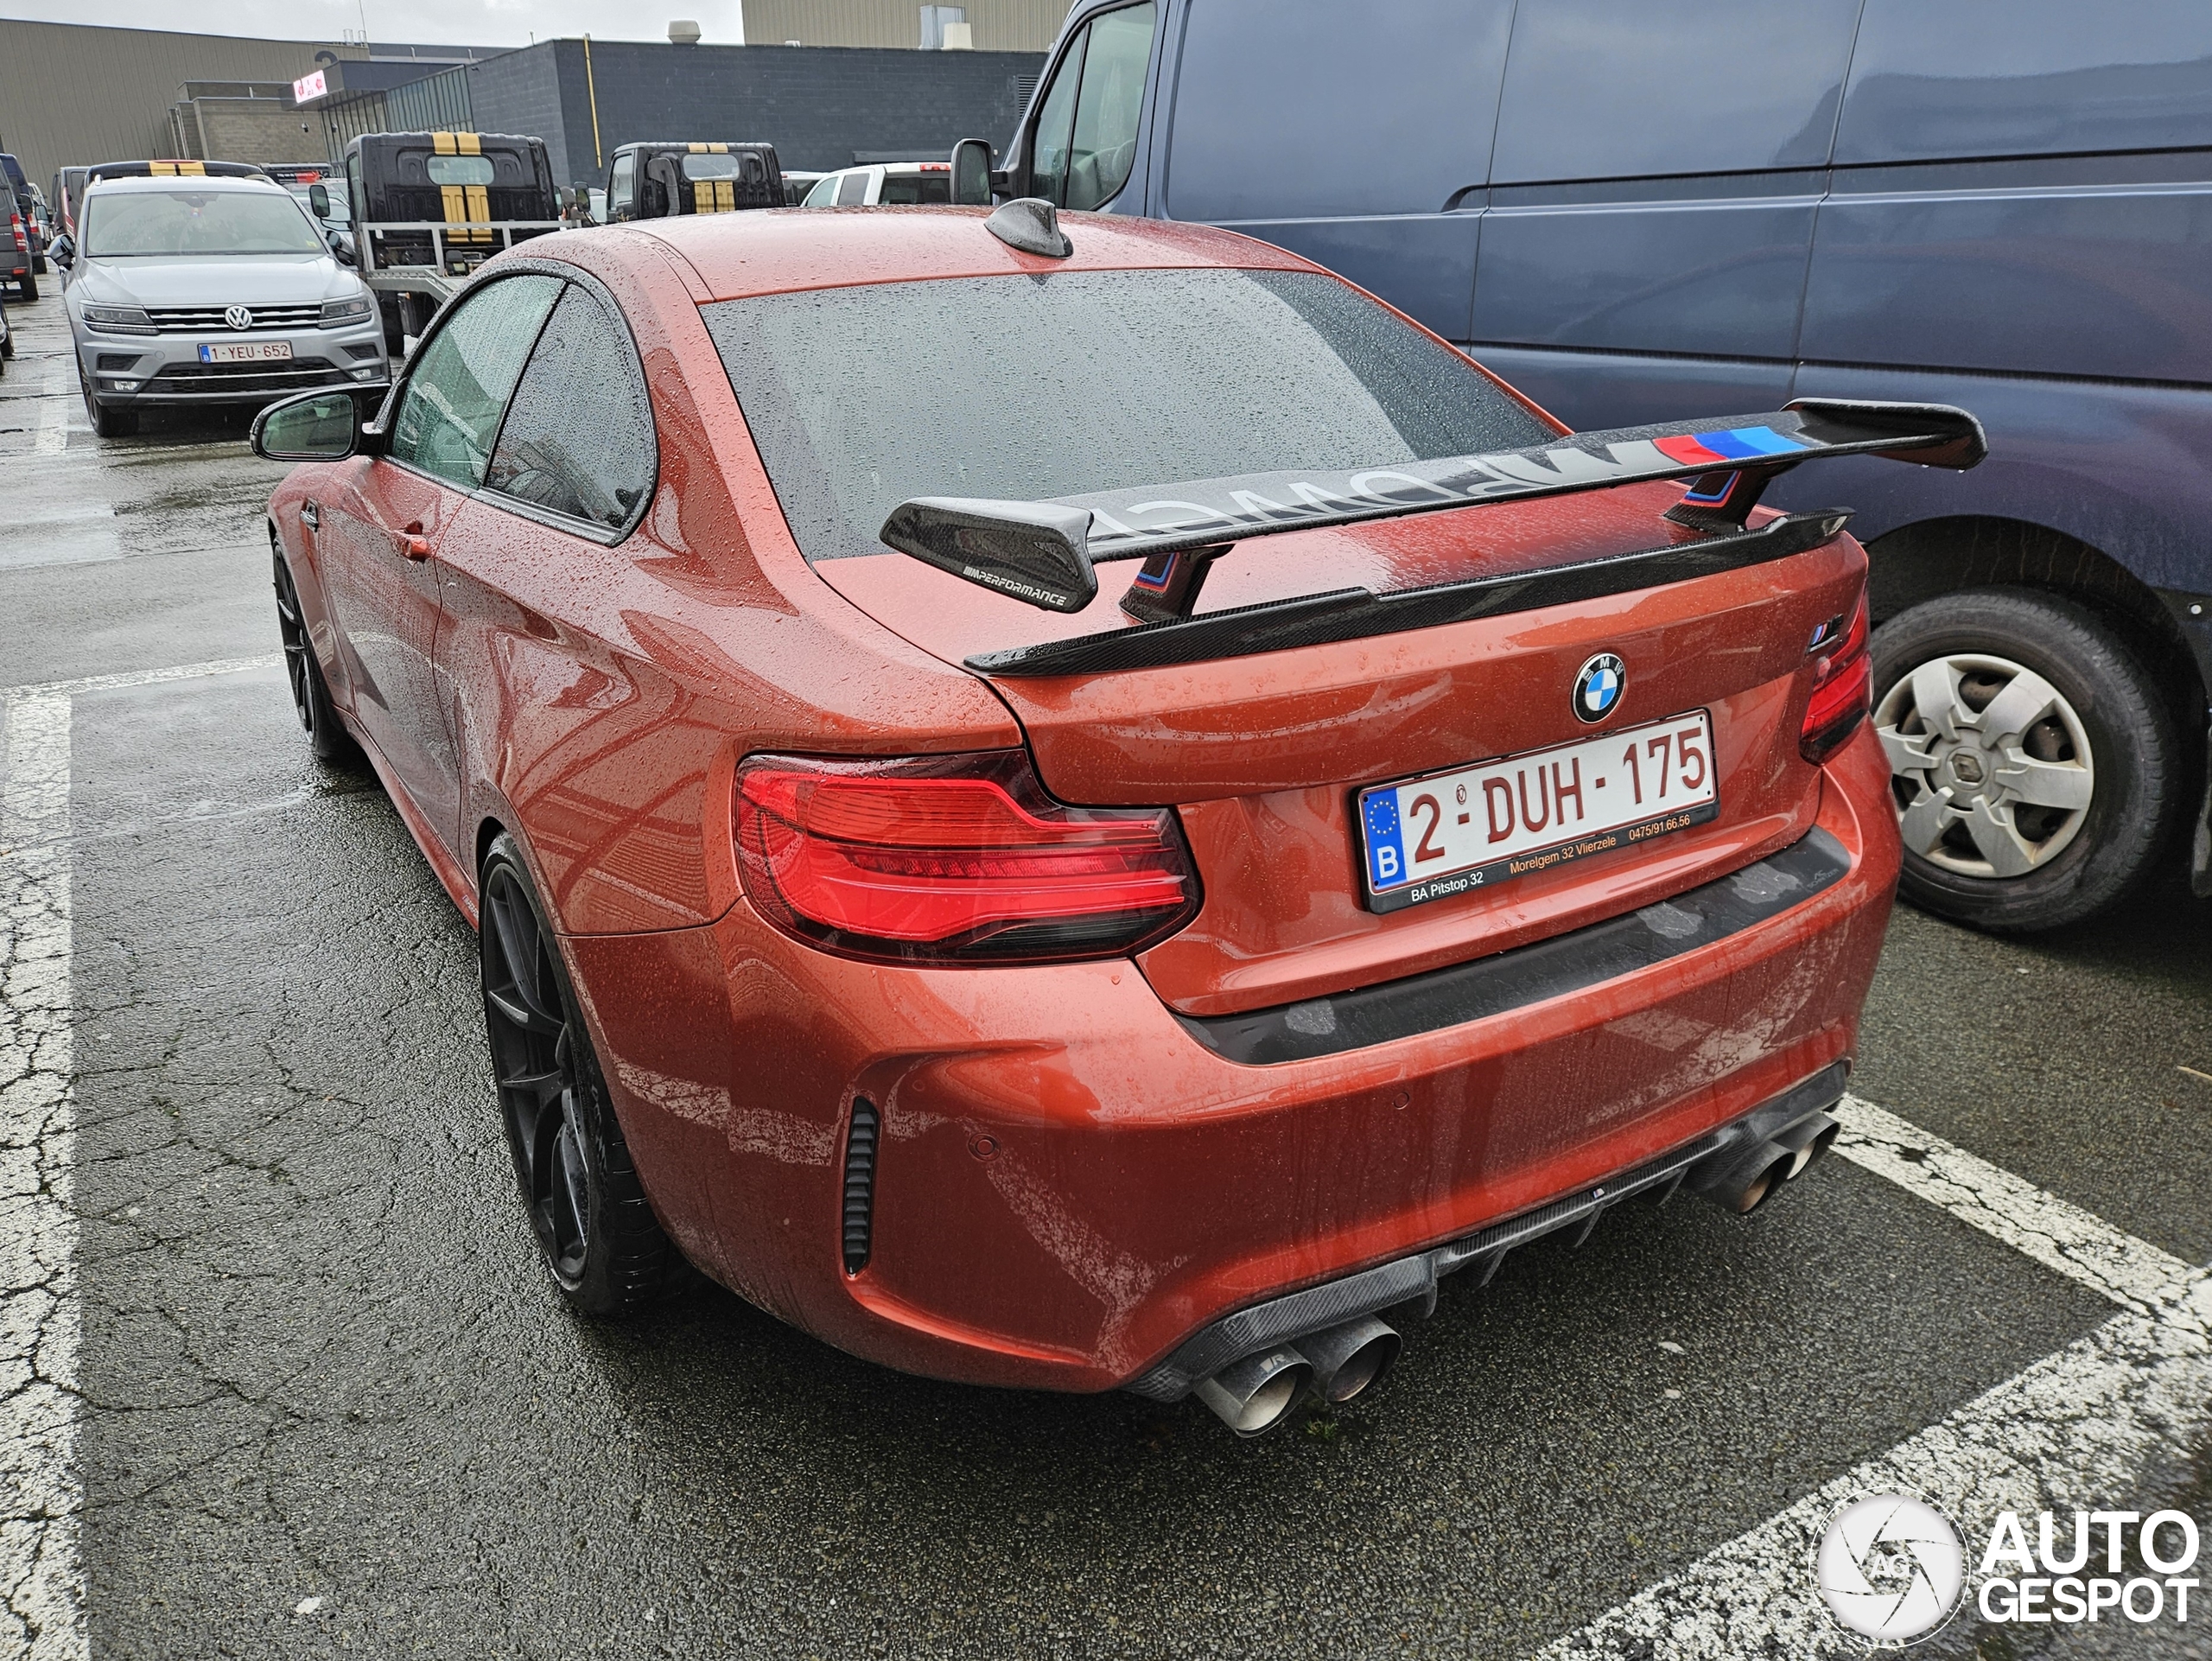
1875,652,2094,880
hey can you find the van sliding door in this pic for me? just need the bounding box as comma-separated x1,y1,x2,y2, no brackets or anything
1158,0,1510,342
1468,0,1861,430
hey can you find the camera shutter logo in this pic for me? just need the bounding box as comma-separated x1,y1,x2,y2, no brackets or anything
1819,1495,1966,1642
225,305,253,331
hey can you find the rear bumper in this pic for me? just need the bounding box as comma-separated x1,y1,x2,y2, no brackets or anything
569,721,1902,1393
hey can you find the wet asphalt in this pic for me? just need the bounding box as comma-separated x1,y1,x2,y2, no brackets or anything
3,289,2209,1660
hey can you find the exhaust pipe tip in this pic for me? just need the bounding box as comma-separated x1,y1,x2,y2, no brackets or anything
1688,1109,1842,1212
1773,1111,1841,1179
1296,1315,1402,1404
1193,1345,1312,1436
1689,1139,1793,1213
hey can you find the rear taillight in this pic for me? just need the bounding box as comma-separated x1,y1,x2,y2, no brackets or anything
734,751,1199,965
1800,589,1871,764
9,215,24,252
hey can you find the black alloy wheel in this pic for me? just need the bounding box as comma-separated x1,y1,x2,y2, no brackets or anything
271,548,356,764
479,834,674,1316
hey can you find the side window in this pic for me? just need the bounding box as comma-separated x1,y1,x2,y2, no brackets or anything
609,152,635,218
1064,3,1154,211
484,285,656,534
803,174,839,207
388,273,563,489
1028,29,1087,207
835,169,870,206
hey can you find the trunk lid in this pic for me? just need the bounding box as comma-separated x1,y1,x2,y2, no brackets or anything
813,481,1864,1015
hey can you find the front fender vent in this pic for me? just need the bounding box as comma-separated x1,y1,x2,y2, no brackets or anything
841,1098,879,1276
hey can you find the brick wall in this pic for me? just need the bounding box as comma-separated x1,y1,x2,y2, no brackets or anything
190,99,329,168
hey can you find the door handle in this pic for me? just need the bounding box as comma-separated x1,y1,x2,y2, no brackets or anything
301,500,320,530
397,520,431,561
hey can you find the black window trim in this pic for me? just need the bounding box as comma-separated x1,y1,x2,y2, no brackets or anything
372,257,659,547
1024,0,1158,207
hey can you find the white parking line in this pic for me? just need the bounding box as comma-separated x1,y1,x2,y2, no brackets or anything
1543,1094,2211,1659
0,690,81,1661
29,368,71,458
0,658,277,1661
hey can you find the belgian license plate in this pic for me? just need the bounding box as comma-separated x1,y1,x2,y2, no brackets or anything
1357,711,1720,913
198,340,293,363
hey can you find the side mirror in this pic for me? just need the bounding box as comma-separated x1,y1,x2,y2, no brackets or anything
308,182,330,220
950,137,994,206
329,231,357,266
251,389,361,462
48,234,72,270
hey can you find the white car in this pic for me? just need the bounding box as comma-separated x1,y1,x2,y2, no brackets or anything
798,162,953,207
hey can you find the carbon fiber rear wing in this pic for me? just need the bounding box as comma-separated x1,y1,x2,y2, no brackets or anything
878,398,1984,678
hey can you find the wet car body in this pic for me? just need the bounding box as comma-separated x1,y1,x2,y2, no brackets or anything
263,207,1921,1407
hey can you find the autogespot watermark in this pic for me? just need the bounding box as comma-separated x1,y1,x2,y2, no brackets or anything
1817,1494,2202,1646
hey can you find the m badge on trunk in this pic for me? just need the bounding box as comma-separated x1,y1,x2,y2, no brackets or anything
1573,653,1624,723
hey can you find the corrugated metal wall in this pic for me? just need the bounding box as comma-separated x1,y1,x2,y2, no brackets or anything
0,19,355,196
387,67,476,135
741,0,1071,52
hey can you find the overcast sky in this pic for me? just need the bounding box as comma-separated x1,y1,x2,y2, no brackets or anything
4,0,746,48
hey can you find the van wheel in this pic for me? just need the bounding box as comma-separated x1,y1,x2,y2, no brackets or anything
16,272,35,302
480,834,676,1317
1870,588,2180,932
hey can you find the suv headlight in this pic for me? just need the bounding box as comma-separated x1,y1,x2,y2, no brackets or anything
320,296,373,327
82,305,156,335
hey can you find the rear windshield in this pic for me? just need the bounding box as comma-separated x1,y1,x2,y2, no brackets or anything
82,188,323,257
878,172,950,205
682,151,771,182
705,268,1551,563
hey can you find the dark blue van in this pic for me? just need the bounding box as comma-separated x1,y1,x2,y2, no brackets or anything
991,0,2212,931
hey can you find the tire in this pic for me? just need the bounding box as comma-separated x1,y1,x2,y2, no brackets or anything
479,833,676,1317
271,549,358,765
16,272,35,302
80,370,136,437
32,255,47,276
1870,587,2182,932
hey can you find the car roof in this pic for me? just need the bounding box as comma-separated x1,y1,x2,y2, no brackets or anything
621,207,1315,302
85,175,289,195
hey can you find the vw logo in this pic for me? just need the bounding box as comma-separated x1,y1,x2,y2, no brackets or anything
224,305,253,331
1572,653,1625,723
1817,1495,1965,1642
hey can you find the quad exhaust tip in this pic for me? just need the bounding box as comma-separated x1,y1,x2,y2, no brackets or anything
1688,1109,1841,1213
1298,1315,1402,1405
1194,1345,1312,1436
1193,1314,1403,1435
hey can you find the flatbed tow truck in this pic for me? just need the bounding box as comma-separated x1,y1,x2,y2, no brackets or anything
339,130,563,354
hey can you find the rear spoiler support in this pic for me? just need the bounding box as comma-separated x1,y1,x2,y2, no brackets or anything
879,398,1985,676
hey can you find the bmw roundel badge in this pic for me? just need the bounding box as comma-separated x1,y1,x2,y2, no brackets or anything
1573,653,1625,723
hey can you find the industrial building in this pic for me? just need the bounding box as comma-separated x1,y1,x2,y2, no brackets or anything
0,10,1062,202
452,37,1045,185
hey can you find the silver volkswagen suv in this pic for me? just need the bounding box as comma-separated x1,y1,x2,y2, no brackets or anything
58,174,387,438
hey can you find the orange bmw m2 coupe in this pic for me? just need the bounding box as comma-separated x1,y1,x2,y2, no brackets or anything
252,198,1980,1434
